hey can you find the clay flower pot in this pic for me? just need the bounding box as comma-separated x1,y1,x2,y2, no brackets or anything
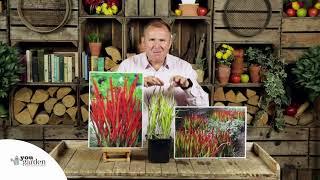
89,42,102,56
231,56,244,75
217,64,231,86
249,64,261,83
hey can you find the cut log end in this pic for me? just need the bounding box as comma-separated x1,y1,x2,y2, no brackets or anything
53,102,66,116
34,111,49,125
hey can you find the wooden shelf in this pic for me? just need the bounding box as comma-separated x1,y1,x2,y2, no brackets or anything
80,15,123,19
214,83,263,88
17,82,79,86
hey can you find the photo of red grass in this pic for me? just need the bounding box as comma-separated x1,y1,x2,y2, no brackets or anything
89,72,143,147
175,107,246,158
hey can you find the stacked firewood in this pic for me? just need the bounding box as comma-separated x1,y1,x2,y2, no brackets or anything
80,93,89,123
213,87,266,126
13,87,77,125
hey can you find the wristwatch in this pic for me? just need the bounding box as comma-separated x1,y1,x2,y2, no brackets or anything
181,78,193,90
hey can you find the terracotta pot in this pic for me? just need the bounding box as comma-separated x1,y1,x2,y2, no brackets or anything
249,65,261,83
217,64,231,86
233,48,244,58
89,42,102,56
179,3,199,16
231,56,244,75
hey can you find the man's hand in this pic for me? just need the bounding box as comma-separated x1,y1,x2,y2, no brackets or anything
170,75,191,89
144,76,164,87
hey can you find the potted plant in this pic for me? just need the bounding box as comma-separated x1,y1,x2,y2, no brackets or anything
215,44,234,85
245,47,272,83
0,42,24,119
147,90,176,163
232,48,244,75
88,32,102,56
292,45,320,121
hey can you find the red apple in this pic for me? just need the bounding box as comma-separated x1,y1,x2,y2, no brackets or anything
286,8,296,17
285,106,298,116
308,7,319,17
197,7,208,16
230,74,241,83
298,1,304,7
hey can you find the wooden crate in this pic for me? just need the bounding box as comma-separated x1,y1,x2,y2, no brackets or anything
125,0,138,16
139,0,154,16
281,17,320,64
248,127,310,169
9,0,78,45
155,0,169,16
213,0,281,43
50,140,280,179
0,15,7,43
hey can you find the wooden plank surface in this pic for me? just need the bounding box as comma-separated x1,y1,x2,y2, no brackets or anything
44,126,87,140
176,159,194,176
161,159,178,176
78,150,101,176
214,29,279,43
55,148,77,169
273,156,308,169
50,141,280,179
281,33,320,48
214,12,281,28
282,167,297,180
10,27,78,41
189,160,211,177
155,0,169,16
6,126,43,139
0,16,7,29
247,127,309,141
113,161,130,176
309,141,320,155
281,49,305,64
297,169,313,180
10,10,78,26
0,127,4,138
96,159,115,176
139,0,154,16
309,157,320,169
10,0,78,10
254,141,308,155
44,141,61,152
0,31,7,43
125,0,138,16
128,159,146,176
282,17,320,32
145,161,161,176
310,128,320,140
214,0,282,11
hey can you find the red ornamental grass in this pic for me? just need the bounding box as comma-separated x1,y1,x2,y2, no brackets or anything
90,75,142,147
175,128,232,158
182,114,207,130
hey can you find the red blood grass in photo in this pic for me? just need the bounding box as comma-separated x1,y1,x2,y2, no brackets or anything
175,128,232,158
210,109,245,122
90,75,142,147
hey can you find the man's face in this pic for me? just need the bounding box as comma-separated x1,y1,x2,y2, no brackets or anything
142,26,172,64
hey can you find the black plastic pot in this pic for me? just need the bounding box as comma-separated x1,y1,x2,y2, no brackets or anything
148,137,172,163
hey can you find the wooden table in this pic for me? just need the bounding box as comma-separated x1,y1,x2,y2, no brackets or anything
50,140,280,179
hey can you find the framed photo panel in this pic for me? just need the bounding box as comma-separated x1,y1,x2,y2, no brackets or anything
175,106,246,159
88,72,143,148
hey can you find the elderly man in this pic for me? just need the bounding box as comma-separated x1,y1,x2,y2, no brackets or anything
118,20,209,141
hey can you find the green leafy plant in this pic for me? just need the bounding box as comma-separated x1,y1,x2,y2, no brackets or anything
147,90,176,139
0,42,24,98
215,44,234,66
245,46,272,66
87,32,101,43
292,45,320,102
257,55,289,130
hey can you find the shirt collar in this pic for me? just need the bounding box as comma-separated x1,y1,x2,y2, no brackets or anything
142,53,171,70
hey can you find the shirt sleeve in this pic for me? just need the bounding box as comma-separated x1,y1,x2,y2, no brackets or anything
183,64,209,106
117,60,128,72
